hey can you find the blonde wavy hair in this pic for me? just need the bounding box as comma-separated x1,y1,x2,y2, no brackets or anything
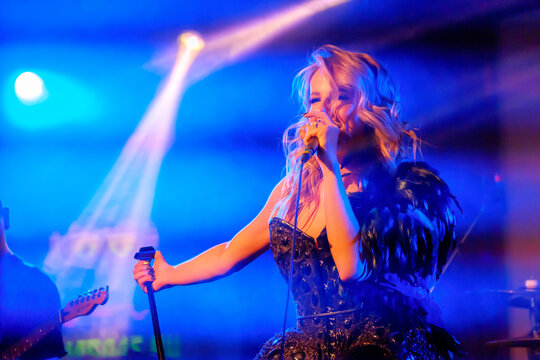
274,44,419,224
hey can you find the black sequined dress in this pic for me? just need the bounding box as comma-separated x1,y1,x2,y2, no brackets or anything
255,162,463,360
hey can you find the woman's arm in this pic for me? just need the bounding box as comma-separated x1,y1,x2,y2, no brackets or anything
320,164,367,282
133,179,285,293
303,109,367,282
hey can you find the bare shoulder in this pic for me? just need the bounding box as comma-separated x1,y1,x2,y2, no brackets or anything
221,178,287,270
227,177,286,246
250,177,287,228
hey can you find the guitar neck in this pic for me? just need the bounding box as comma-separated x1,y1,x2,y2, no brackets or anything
1,312,61,360
1,286,108,360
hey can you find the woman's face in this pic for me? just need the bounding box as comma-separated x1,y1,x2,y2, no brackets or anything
308,70,371,155
308,70,356,131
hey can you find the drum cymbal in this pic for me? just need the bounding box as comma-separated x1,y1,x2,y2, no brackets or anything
486,336,540,348
492,288,540,296
482,287,540,309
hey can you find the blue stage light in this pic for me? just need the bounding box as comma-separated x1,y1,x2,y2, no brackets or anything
4,69,104,130
14,71,47,104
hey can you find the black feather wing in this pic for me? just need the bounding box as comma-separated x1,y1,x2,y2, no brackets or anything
352,162,461,286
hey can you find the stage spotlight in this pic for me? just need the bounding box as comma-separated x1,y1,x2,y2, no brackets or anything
179,31,205,52
14,71,47,104
149,0,350,80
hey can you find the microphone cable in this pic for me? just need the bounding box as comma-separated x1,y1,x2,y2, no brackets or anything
279,150,313,360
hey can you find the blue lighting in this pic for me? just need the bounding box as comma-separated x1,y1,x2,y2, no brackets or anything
3,69,104,131
14,71,47,104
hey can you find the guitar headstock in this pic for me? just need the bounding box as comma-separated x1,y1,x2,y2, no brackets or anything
61,286,109,323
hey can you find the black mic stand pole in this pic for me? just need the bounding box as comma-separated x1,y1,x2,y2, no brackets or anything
135,246,166,360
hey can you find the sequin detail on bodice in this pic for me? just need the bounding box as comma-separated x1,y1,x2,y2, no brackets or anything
269,218,357,321
254,218,461,360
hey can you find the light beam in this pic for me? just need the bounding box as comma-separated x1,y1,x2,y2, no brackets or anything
44,41,203,341
43,0,349,350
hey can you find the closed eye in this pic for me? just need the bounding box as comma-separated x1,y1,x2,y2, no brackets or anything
337,86,353,101
338,92,351,101
310,97,321,104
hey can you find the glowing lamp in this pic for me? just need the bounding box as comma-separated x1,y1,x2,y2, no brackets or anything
178,32,205,51
14,71,47,104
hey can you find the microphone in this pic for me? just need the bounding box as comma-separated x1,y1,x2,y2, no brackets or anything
300,137,319,163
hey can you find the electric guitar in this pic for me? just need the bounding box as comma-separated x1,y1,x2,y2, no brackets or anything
1,286,109,360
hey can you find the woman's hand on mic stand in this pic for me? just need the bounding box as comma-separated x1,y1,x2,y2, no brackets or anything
133,251,173,293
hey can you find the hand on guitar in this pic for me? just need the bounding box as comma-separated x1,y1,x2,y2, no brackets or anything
133,251,172,293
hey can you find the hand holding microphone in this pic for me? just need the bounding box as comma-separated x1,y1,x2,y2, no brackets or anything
301,136,319,163
301,110,340,167
301,113,324,163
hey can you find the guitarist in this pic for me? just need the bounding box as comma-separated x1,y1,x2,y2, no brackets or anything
0,199,66,359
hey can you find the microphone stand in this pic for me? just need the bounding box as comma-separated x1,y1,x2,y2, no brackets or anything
135,246,166,360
